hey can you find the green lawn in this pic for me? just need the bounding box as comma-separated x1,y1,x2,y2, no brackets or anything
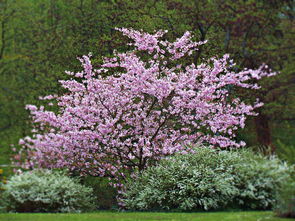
0,211,293,221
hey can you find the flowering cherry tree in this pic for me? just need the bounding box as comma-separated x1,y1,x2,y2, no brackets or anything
15,28,275,182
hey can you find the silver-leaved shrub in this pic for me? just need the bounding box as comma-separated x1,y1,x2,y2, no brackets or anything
121,147,292,211
1,169,95,212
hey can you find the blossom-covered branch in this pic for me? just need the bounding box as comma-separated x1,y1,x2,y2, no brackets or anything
15,28,275,183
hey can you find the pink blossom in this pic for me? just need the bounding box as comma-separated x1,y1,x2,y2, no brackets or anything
15,28,275,183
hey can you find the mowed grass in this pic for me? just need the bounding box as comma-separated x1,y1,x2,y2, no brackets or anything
0,211,293,221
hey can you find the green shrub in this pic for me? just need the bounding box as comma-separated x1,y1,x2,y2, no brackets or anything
1,169,96,213
275,179,295,218
122,147,292,211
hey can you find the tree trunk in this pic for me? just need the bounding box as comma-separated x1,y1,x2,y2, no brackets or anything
254,112,275,154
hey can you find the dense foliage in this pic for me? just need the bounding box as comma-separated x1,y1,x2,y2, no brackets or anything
122,148,291,211
1,169,95,213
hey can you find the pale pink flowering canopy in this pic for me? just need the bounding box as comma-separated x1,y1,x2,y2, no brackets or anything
15,28,275,181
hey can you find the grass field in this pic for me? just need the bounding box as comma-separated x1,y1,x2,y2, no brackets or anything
0,211,293,221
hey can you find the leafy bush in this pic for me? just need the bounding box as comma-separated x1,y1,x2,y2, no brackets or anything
122,147,292,211
275,178,295,218
1,169,96,213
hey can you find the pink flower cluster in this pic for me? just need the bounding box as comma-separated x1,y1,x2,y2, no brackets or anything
15,28,275,182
